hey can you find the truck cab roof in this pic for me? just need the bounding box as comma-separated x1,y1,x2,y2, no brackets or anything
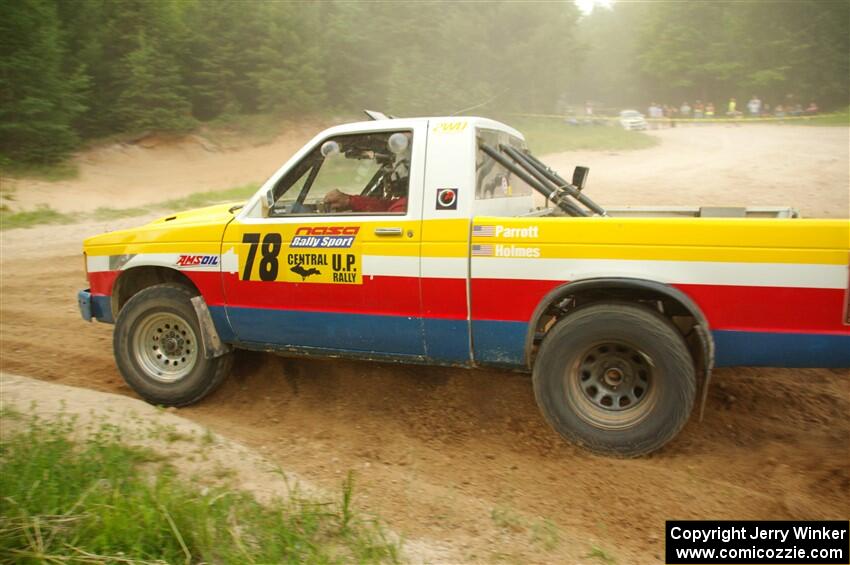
321,116,525,141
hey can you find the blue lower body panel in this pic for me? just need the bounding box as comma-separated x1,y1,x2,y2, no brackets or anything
77,290,113,323
713,330,850,368
209,306,850,370
423,318,472,363
471,320,528,367
466,321,850,369
223,306,426,356
218,306,474,364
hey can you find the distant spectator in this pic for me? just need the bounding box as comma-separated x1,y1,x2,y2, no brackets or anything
665,104,677,128
705,102,715,119
726,96,741,118
774,104,786,118
762,103,771,117
680,101,692,119
648,102,664,129
694,100,704,119
585,101,594,116
790,103,803,117
747,95,761,117
805,101,819,115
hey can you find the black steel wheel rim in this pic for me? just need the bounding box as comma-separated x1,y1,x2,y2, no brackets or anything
565,340,659,430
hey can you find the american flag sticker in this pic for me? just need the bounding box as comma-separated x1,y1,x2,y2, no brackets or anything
472,244,494,256
473,224,495,237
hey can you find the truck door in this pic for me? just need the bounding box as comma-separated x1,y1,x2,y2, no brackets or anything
221,124,426,358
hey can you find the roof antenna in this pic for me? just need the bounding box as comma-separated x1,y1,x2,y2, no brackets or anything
450,88,508,116
363,109,391,121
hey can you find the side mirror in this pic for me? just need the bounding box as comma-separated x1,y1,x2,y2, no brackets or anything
572,166,589,192
265,190,275,209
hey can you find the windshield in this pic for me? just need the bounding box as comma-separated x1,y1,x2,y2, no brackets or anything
269,131,412,216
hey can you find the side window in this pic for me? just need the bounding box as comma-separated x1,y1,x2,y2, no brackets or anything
476,129,534,200
269,130,412,216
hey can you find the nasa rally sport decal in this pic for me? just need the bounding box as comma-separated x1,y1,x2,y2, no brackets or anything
436,188,458,210
239,226,362,285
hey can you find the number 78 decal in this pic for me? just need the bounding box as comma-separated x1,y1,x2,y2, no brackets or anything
240,232,361,284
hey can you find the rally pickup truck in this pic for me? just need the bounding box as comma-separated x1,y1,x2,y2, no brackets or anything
78,115,850,456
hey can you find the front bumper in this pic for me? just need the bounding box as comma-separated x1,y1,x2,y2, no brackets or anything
78,289,113,323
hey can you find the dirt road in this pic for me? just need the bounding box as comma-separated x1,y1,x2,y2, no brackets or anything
1,125,848,563
544,124,849,218
5,122,322,213
7,124,849,218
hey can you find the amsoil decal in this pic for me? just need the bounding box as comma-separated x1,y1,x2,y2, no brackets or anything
176,254,219,267
239,231,361,284
291,226,360,249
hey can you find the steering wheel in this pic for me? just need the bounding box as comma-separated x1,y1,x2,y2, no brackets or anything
290,202,317,214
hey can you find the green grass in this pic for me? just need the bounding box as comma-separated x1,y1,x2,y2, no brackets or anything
92,205,153,221
586,545,617,564
698,108,849,126
0,159,79,182
1,183,259,231
0,113,659,231
794,107,849,126
0,204,75,230
202,112,342,149
500,117,658,155
158,184,259,211
0,414,400,564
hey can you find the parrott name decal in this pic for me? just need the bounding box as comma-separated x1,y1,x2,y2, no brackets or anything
473,224,539,239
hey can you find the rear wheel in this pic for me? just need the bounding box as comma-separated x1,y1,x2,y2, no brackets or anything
114,283,232,406
532,302,696,456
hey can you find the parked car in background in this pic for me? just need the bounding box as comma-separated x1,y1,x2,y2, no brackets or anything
619,109,647,130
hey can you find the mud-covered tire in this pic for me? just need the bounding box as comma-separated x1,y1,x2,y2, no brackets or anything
532,302,696,457
114,283,232,407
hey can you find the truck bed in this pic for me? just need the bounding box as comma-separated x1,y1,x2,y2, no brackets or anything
603,205,799,218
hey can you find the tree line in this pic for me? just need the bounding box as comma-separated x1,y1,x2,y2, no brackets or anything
574,1,849,112
1,0,847,165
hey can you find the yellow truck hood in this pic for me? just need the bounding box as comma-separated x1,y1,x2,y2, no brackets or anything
84,203,238,249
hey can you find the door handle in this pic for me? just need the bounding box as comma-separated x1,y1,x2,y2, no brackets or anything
374,227,403,236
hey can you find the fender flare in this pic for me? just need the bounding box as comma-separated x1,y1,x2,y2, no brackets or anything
190,295,231,359
523,277,715,418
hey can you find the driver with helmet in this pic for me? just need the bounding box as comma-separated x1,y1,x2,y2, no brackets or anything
323,132,410,213
323,173,408,213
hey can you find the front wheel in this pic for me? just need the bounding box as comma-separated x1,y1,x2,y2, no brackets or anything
532,302,696,456
114,283,232,407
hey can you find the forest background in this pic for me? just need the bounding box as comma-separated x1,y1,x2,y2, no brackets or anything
1,0,848,165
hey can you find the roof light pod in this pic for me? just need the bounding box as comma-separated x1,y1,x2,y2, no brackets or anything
388,132,409,154
320,140,340,158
